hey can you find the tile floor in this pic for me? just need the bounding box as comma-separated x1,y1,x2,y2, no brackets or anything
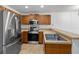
19,43,44,54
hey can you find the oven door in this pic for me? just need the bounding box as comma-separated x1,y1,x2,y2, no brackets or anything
28,33,38,41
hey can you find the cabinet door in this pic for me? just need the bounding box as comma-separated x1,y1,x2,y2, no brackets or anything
45,44,71,54
21,15,35,25
38,15,51,25
21,31,28,43
39,32,44,44
21,16,30,24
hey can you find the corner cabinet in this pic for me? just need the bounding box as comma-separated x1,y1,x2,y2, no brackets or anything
21,31,28,43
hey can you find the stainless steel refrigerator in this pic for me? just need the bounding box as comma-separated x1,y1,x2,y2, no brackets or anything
0,10,22,54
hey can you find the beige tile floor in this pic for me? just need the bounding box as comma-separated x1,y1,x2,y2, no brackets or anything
19,43,44,54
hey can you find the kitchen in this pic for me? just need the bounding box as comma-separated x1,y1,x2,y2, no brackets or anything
0,5,79,54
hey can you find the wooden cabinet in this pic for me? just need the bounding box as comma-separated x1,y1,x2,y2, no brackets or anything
45,44,71,54
39,31,44,44
21,16,30,24
21,31,28,43
38,15,51,25
21,15,51,25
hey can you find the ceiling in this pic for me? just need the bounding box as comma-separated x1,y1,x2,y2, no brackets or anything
8,5,79,14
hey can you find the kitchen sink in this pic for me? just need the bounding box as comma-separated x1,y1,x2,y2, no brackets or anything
45,34,66,41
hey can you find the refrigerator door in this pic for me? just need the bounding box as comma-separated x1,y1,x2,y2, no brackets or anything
3,11,14,45
15,16,21,41
15,16,20,38
0,11,3,54
6,39,21,54
5,13,16,45
4,15,21,54
3,11,21,54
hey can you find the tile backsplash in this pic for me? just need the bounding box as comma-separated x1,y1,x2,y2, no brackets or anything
21,25,52,30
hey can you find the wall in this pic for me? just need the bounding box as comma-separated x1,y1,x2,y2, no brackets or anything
52,11,79,34
21,25,52,30
71,11,79,34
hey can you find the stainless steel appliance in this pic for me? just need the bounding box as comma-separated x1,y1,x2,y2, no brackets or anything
29,19,39,32
28,33,38,41
3,11,21,54
29,19,39,41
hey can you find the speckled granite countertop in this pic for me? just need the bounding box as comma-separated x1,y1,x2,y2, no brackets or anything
42,29,72,44
21,28,79,44
54,28,79,39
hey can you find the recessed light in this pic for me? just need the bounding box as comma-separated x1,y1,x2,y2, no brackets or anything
25,6,28,8
40,5,44,8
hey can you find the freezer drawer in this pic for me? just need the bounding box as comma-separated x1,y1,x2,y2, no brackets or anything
6,41,21,54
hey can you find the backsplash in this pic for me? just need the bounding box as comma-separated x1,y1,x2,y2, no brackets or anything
21,25,52,30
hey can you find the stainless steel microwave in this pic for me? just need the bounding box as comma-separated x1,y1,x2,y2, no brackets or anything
29,19,38,25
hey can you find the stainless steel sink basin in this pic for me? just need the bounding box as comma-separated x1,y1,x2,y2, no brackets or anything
45,34,66,41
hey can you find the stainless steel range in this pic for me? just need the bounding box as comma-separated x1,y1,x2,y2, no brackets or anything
28,19,39,41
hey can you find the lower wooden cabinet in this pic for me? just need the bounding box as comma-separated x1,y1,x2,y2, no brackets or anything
45,44,71,54
21,31,28,43
39,31,44,44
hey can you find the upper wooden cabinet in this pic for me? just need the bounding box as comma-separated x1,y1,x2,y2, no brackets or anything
21,15,30,24
38,15,51,25
21,15,51,25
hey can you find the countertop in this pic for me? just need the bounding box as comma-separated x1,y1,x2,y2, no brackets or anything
54,28,79,39
42,29,71,44
21,29,28,32
21,28,79,44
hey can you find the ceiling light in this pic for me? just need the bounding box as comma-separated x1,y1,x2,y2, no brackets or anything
40,5,44,8
25,6,28,8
